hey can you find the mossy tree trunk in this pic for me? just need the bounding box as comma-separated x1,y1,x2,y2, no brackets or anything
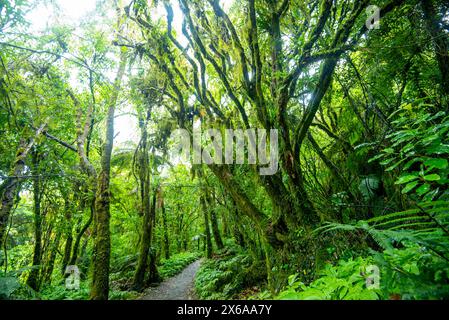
0,124,46,248
42,230,61,285
200,194,213,259
208,193,224,250
161,198,170,260
65,88,97,269
132,117,152,291
90,51,126,300
27,148,43,291
69,204,93,266
147,190,160,284
61,199,73,274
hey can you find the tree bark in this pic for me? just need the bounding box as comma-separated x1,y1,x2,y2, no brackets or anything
161,198,170,259
41,231,61,285
26,148,43,291
61,199,73,274
0,124,46,248
90,51,127,300
66,87,97,268
69,204,93,266
132,133,152,291
200,194,213,258
207,192,224,250
146,191,160,285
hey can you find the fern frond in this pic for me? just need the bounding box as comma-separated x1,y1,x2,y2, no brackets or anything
367,209,419,224
388,222,434,231
315,201,449,255
373,216,430,229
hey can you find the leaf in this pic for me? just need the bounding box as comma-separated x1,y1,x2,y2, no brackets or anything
401,143,414,154
0,277,21,299
380,158,394,166
416,183,430,196
368,154,384,163
354,142,377,150
403,157,424,170
277,290,301,300
423,174,440,181
427,144,449,154
395,174,418,185
423,158,448,169
421,134,439,145
402,181,419,194
386,158,407,171
288,274,299,286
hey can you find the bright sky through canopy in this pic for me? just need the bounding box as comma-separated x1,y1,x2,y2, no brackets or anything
27,0,139,146
25,0,234,146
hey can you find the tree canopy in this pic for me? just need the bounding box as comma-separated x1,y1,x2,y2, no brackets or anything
1,0,449,301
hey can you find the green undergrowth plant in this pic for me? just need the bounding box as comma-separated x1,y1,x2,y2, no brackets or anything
305,107,449,299
370,105,449,201
2,251,201,300
39,280,139,300
265,243,449,300
253,256,381,300
158,251,202,279
0,270,36,300
372,243,449,299
195,245,265,300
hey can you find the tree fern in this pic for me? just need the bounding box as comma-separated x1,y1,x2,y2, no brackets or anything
316,200,449,256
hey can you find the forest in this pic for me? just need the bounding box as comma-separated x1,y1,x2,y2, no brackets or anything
0,0,449,301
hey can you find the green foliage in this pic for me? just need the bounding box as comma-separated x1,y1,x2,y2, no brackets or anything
263,257,380,300
313,108,449,299
40,281,90,300
1,0,449,302
39,280,139,300
373,244,449,299
371,106,449,201
317,199,449,254
0,275,22,299
358,175,380,201
158,252,201,280
195,246,264,300
316,199,449,300
0,268,38,300
269,244,449,300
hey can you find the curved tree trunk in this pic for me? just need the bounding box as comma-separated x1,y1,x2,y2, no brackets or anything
69,204,93,266
0,124,46,248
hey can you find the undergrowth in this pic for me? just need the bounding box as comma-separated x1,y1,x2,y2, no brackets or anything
195,245,265,300
1,251,201,300
158,252,202,279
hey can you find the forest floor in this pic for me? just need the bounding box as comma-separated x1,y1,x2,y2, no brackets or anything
139,259,202,300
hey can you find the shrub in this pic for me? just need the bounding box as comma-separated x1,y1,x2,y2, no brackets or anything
266,257,381,300
158,252,201,279
195,246,265,300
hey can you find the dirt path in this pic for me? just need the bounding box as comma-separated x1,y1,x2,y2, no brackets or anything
139,260,202,300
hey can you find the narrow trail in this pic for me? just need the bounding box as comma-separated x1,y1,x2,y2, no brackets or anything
139,260,202,300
